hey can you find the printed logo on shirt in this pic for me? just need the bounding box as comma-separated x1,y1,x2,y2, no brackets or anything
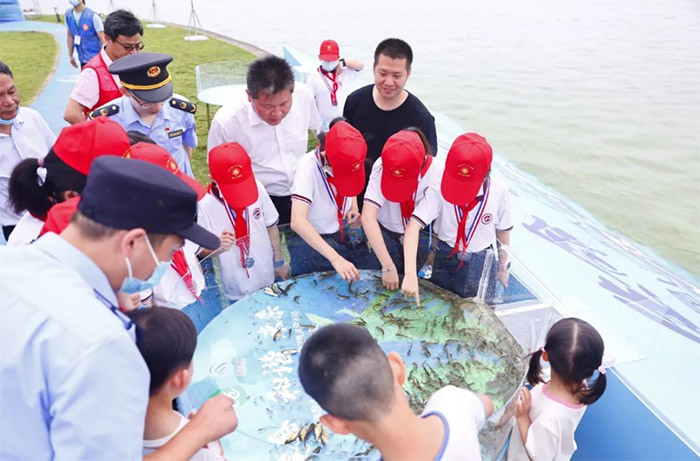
147,66,161,78
167,129,184,138
457,164,473,178
253,207,261,219
390,167,405,178
82,23,89,31
482,213,493,224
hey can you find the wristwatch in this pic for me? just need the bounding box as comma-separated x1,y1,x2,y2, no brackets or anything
339,58,346,67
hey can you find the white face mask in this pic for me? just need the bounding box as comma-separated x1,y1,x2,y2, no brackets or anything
69,0,81,7
320,60,337,72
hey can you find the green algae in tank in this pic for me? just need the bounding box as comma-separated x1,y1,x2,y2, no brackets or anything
182,270,525,460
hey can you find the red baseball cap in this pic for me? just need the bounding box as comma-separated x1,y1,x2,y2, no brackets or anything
124,142,207,200
380,130,426,203
325,121,367,196
208,142,258,209
319,39,340,61
53,117,130,175
441,133,493,205
39,196,80,237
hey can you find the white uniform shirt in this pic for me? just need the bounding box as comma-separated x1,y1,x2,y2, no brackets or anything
0,107,55,226
152,239,205,308
507,383,587,461
197,181,279,300
307,67,359,131
6,212,44,246
434,176,513,253
364,157,443,234
0,233,149,460
70,48,120,109
143,412,225,460
207,84,321,196
420,385,487,461
291,150,351,234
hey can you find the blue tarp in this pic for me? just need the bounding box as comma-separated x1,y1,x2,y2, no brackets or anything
0,0,23,22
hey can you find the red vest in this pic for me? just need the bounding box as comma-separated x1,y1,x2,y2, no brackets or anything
82,52,122,118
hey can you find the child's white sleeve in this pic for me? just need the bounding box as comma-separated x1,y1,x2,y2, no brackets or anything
524,418,560,461
363,160,385,209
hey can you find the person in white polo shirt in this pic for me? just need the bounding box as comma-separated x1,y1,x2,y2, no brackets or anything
289,120,367,280
207,55,321,225
405,133,513,302
198,142,290,301
306,39,364,131
361,128,442,290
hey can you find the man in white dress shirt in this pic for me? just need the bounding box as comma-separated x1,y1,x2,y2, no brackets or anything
0,61,56,241
207,55,321,225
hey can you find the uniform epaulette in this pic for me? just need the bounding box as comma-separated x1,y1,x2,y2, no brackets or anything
88,104,120,120
169,97,197,114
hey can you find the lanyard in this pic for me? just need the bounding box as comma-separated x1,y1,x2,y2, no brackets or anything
315,147,347,240
318,67,338,106
93,289,134,331
211,187,252,277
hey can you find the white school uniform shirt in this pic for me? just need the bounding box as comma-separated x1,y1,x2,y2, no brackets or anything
434,176,513,253
143,412,226,460
70,48,120,109
291,149,351,234
197,181,279,300
507,383,587,461
307,67,359,131
420,385,487,461
6,212,44,246
207,84,322,196
363,157,443,234
152,239,205,308
0,107,55,226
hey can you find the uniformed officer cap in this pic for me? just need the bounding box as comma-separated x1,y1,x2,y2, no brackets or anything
79,156,220,249
109,52,174,103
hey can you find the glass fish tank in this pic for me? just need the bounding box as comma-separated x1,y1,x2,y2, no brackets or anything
176,224,532,460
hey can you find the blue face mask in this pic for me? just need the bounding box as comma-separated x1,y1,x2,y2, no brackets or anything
0,111,17,125
320,60,337,72
69,0,81,7
120,236,171,294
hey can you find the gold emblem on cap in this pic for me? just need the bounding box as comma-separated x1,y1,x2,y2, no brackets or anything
230,165,243,180
351,162,361,172
147,66,161,78
167,158,179,172
123,149,132,158
457,164,473,178
391,167,404,178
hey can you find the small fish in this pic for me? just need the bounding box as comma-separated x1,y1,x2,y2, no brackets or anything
312,279,318,287
313,446,322,454
280,280,297,295
264,286,280,297
293,295,301,304
285,429,300,444
314,421,323,441
421,343,431,357
287,328,292,338
282,348,299,355
323,286,335,292
300,324,316,330
302,423,315,442
319,425,328,445
336,292,350,300
356,288,370,296
298,424,310,442
376,326,385,337
407,343,413,356
319,272,335,280
273,329,283,342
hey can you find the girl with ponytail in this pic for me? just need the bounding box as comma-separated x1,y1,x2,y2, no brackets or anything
508,317,607,461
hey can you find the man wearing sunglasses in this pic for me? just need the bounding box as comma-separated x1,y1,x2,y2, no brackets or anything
0,156,239,459
88,52,198,177
64,9,144,125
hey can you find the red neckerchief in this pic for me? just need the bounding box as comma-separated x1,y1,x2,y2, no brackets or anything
208,183,251,276
319,67,338,106
170,248,199,298
450,178,490,268
315,147,347,240
399,156,433,224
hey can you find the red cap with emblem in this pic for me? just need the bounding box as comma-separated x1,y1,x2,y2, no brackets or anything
39,196,81,237
319,39,340,61
52,117,130,175
325,121,367,196
209,142,258,209
124,142,206,200
380,130,426,203
441,133,492,205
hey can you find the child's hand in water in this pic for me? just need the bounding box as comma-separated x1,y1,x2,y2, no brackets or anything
515,387,532,418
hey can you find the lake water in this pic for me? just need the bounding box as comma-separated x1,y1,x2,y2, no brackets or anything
30,0,700,277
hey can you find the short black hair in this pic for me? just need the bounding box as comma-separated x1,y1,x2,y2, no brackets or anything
298,323,395,422
126,307,197,395
0,60,13,78
404,127,432,156
104,9,143,40
246,55,295,99
127,130,157,145
373,38,413,70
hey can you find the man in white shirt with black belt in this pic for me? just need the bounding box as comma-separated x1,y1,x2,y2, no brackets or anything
207,55,321,225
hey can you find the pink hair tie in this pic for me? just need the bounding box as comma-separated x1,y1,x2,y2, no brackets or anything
598,365,606,375
38,156,45,168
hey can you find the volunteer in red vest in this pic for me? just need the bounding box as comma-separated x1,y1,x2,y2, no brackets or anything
404,133,513,303
65,0,104,69
289,120,366,280
63,9,143,124
361,128,442,290
198,142,290,301
7,117,129,245
306,40,364,131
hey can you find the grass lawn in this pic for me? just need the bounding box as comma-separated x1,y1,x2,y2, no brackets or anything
0,31,58,104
